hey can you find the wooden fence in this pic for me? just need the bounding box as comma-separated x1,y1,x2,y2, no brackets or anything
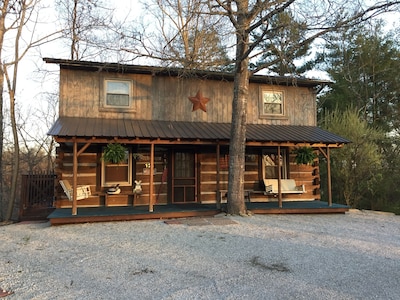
19,172,57,220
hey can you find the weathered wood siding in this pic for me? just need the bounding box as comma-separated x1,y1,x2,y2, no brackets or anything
55,148,100,208
55,146,319,207
55,147,168,208
133,153,168,206
59,69,316,126
198,150,319,204
55,68,320,207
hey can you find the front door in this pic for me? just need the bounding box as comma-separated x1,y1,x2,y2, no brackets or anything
172,152,196,203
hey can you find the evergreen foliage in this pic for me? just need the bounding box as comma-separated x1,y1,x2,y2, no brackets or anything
320,108,384,209
318,22,400,133
318,21,400,213
102,143,127,164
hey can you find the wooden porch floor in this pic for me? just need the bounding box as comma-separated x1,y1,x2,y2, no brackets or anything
48,201,349,226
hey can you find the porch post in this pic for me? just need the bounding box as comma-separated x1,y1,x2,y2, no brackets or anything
277,145,282,208
72,139,78,215
327,147,332,207
216,143,221,209
318,146,333,207
149,143,155,212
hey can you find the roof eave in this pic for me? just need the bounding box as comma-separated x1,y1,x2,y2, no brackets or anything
43,58,332,88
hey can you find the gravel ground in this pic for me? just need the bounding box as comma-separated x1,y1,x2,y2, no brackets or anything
0,210,400,300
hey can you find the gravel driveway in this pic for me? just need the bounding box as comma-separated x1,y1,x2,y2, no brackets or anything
1,210,399,300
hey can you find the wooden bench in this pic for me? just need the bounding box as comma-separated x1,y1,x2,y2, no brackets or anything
217,190,252,203
90,189,141,207
99,192,141,207
263,179,305,195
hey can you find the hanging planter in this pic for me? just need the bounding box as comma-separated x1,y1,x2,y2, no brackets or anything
102,143,127,164
293,146,317,165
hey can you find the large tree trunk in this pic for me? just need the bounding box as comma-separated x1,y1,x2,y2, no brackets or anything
3,0,23,221
5,89,19,221
0,1,8,221
227,2,250,215
0,69,3,221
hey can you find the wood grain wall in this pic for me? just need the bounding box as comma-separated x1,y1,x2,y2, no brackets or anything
55,147,169,208
55,68,320,208
59,69,316,126
198,150,319,204
55,145,319,208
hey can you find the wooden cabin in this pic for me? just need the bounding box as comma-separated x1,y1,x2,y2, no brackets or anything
45,58,349,216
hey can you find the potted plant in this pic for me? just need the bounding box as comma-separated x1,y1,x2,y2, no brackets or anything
293,146,317,165
102,143,127,164
143,163,156,175
142,163,150,175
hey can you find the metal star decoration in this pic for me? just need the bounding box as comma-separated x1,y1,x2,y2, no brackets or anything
188,90,210,112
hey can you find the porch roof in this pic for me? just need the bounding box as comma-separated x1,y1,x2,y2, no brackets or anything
48,117,350,146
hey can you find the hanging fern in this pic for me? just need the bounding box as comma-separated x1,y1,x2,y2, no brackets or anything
293,146,317,165
102,143,127,164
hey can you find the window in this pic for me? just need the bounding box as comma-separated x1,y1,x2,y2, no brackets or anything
262,149,287,179
261,90,284,115
104,80,132,108
102,148,132,187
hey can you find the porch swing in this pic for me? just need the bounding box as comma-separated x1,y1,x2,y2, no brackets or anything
59,180,91,201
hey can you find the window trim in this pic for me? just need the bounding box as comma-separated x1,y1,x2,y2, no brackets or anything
101,148,132,187
100,79,136,112
259,88,285,117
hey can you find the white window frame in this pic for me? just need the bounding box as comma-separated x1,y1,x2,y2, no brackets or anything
104,79,133,109
260,89,285,116
101,148,132,187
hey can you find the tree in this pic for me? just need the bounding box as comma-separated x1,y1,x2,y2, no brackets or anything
318,21,400,133
0,0,61,222
124,0,400,215
129,0,231,70
0,2,7,220
379,136,400,212
251,11,311,76
1,0,41,222
318,22,400,212
55,0,135,61
18,91,58,173
208,1,400,215
320,108,384,208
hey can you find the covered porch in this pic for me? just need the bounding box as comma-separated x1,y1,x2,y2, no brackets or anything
48,117,350,221
47,201,349,226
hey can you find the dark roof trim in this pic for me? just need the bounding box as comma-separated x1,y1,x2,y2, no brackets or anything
43,58,332,89
48,117,350,145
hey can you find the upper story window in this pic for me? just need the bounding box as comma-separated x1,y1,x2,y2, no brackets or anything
260,90,284,116
104,79,134,110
